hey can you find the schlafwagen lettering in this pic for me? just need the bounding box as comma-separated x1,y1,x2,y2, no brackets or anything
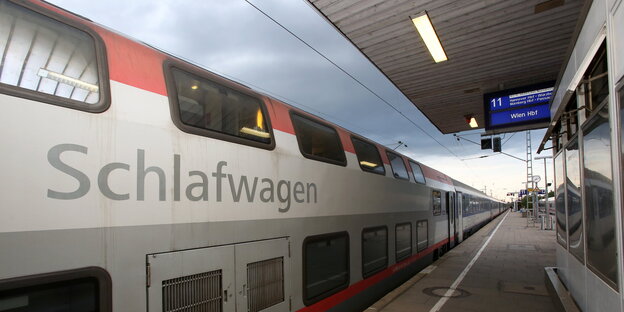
46,144,317,212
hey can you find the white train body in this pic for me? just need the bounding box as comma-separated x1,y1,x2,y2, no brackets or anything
0,1,504,311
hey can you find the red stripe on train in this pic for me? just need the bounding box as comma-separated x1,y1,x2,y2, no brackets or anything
297,238,449,312
96,30,168,96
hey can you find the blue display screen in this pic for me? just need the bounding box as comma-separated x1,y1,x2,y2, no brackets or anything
484,82,553,130
490,103,550,126
488,88,553,111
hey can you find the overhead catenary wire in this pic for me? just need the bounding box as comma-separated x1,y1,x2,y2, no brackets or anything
242,0,465,162
503,132,516,146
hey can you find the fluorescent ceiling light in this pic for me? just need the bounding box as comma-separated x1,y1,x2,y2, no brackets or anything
411,12,447,63
38,68,99,92
359,161,378,168
240,127,270,139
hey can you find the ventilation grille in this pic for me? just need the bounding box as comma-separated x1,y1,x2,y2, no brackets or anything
162,270,222,312
247,257,284,312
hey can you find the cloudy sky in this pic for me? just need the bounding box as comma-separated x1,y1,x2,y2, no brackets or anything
48,0,553,199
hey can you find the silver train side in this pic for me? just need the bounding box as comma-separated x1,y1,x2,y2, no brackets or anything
0,1,506,311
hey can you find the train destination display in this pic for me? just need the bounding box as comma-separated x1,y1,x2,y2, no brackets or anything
484,83,554,131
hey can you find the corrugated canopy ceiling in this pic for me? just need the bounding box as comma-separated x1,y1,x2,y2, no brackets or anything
308,0,585,133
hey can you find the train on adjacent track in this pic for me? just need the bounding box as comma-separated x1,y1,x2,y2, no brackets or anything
0,1,506,311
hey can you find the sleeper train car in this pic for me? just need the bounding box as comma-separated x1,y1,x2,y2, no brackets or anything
0,1,505,311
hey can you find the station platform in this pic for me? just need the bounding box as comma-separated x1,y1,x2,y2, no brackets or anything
368,210,557,312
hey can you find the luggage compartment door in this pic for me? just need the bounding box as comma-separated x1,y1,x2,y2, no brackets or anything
147,245,235,312
235,238,290,312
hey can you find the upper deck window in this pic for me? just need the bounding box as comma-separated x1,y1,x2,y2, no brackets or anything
409,161,426,184
386,151,409,180
352,137,384,175
291,112,346,166
168,66,273,149
0,1,108,111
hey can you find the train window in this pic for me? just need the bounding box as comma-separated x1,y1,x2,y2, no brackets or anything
462,194,469,215
362,226,388,278
395,223,412,262
409,161,426,184
0,1,108,112
416,220,428,252
352,137,385,175
0,267,111,311
168,66,274,149
565,137,584,262
386,151,409,180
291,112,347,166
303,232,349,305
554,150,567,247
582,104,618,290
432,190,442,216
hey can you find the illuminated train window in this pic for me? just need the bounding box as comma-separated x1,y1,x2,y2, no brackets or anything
303,232,349,305
362,226,388,278
351,136,385,175
386,151,409,180
167,66,274,149
0,1,108,112
409,161,426,184
291,112,347,166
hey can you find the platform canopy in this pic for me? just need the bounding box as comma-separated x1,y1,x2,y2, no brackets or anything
308,0,586,134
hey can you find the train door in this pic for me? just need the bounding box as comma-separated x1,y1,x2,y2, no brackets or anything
445,192,452,249
452,192,459,244
147,238,290,312
456,192,464,243
235,239,291,312
447,192,456,248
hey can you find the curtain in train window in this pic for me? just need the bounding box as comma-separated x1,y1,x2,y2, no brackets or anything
409,161,426,184
291,113,346,165
0,2,100,103
352,137,385,175
554,150,567,247
565,138,584,262
171,68,271,144
582,104,617,290
362,226,388,278
395,223,412,262
303,232,349,304
432,190,442,215
386,151,409,180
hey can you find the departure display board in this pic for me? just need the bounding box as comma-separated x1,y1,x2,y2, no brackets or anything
484,82,554,131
